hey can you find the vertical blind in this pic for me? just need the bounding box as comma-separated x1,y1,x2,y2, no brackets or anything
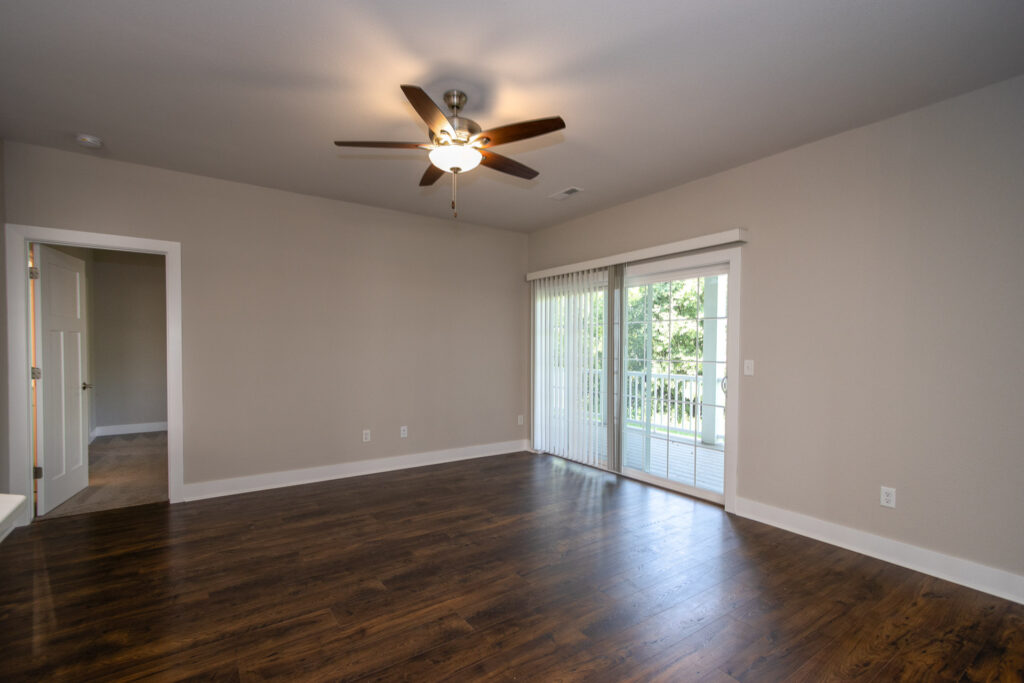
532,269,608,468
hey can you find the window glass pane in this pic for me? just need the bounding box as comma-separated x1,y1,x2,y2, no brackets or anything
672,359,697,375
668,440,696,487
651,321,671,360
695,404,726,451
626,322,648,360
622,372,646,425
695,405,726,493
699,274,728,319
697,362,727,407
651,281,672,321
698,319,727,363
649,436,669,477
671,319,699,362
673,277,701,320
627,285,649,321
623,428,643,470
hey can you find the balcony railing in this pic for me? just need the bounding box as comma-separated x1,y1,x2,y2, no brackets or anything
542,368,725,493
622,370,725,493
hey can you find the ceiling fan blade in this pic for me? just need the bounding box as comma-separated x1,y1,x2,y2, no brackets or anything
400,85,454,138
472,117,566,148
334,141,425,149
479,150,539,180
419,164,445,186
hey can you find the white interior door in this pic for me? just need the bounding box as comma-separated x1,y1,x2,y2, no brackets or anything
36,245,90,515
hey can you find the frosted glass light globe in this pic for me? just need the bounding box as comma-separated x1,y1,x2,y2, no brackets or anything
429,144,482,173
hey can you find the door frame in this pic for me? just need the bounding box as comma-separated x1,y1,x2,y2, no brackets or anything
6,223,184,524
622,246,742,512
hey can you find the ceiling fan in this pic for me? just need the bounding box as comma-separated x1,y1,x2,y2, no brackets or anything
334,85,565,217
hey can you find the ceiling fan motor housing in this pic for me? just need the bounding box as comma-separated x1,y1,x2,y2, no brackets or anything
430,116,481,143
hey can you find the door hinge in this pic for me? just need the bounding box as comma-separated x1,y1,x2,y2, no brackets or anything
31,366,41,380
28,266,40,280
33,466,43,480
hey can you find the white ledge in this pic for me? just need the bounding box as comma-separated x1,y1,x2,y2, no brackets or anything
526,228,747,281
0,494,28,544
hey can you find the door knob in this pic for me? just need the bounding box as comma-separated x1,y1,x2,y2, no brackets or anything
82,382,94,390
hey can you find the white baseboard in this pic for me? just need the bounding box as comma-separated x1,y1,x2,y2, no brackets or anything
733,497,1024,605
91,422,168,440
181,439,531,502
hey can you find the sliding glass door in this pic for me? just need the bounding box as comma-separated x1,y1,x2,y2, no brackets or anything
531,250,737,507
622,267,728,501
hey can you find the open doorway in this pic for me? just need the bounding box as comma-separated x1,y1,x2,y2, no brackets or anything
30,244,168,518
6,223,184,528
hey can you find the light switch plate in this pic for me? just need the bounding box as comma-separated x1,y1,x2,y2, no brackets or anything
743,360,755,376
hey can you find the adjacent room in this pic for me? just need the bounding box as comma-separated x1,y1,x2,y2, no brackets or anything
1,1,1022,680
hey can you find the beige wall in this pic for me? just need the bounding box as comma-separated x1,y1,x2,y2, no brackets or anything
3,144,530,484
529,76,1024,574
0,139,7,493
91,250,167,428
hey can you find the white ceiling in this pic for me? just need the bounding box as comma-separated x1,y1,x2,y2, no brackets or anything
2,1,1023,232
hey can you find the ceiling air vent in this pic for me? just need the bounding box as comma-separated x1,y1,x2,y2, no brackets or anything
548,186,583,201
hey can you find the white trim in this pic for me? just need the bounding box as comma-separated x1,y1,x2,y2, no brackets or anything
733,497,1024,605
526,228,747,281
626,260,729,283
0,494,27,544
182,439,530,502
6,223,185,527
91,422,168,439
621,467,725,505
723,248,741,512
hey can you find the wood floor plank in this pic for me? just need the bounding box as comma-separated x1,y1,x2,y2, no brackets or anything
0,452,1019,681
963,603,1024,682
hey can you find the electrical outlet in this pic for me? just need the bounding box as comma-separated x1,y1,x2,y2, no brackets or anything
880,486,896,508
362,429,371,443
400,425,408,438
517,415,524,426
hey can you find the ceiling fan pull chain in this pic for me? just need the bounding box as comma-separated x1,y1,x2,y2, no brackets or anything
452,169,458,218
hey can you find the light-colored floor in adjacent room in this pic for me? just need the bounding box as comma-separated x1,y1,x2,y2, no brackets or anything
43,432,168,519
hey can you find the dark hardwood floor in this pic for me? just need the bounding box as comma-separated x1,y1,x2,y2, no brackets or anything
0,452,1020,681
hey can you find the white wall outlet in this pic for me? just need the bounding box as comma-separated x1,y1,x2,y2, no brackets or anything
517,415,524,426
362,429,371,443
880,486,896,508
743,359,755,376
400,425,408,438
